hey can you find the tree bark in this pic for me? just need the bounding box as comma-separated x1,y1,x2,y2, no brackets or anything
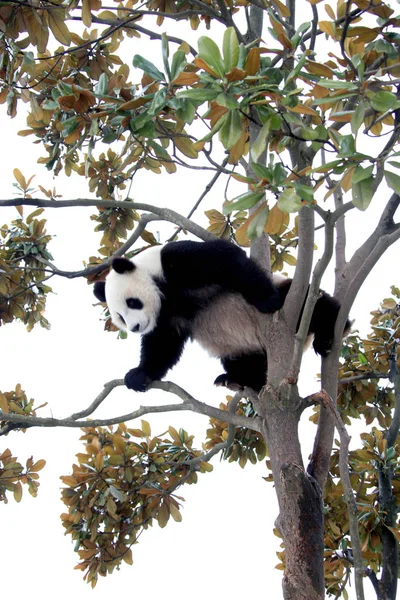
256,382,325,600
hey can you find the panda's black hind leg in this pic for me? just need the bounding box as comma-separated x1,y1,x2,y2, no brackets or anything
215,352,268,393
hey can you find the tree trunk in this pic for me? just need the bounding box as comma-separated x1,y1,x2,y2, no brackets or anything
255,381,325,600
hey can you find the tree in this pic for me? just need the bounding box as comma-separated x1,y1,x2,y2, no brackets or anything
0,0,399,598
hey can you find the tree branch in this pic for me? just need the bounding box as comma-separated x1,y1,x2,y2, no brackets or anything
288,208,335,382
307,390,365,600
185,392,243,466
0,197,216,242
0,380,261,432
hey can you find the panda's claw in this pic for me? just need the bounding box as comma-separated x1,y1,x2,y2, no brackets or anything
214,373,244,392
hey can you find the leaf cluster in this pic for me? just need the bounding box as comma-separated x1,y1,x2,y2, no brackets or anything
205,396,268,468
60,421,211,586
0,206,53,330
0,448,46,504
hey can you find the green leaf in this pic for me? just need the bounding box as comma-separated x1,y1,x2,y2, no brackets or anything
222,27,239,72
313,93,358,105
294,182,314,202
170,50,186,82
273,163,288,185
352,165,374,185
339,134,356,158
215,93,239,109
148,88,167,116
109,485,126,502
316,80,359,90
352,176,375,210
385,170,400,194
130,112,151,133
370,90,400,113
199,114,226,143
95,73,109,97
284,53,307,88
198,36,226,79
277,188,303,213
219,110,243,149
176,88,220,103
133,54,165,82
247,204,270,239
351,100,365,134
161,33,171,81
175,99,196,125
223,190,265,214
250,118,271,163
251,162,271,180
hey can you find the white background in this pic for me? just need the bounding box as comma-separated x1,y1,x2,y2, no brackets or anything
1,11,399,598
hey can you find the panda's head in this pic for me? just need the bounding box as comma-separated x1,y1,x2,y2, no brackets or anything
93,256,163,335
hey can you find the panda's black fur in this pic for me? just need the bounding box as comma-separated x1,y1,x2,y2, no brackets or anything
93,239,350,392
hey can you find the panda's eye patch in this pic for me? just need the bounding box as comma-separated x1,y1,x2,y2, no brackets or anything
117,313,126,325
126,297,144,310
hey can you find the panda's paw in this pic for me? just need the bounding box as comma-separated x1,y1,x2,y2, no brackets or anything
252,290,282,314
124,368,152,392
214,373,244,392
313,337,333,357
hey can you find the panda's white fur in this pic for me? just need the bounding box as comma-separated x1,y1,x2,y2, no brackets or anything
105,261,162,335
192,293,265,357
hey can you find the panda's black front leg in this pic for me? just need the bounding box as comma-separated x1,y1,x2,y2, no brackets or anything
125,325,189,392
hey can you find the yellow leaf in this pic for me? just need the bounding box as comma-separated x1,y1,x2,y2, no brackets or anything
157,502,170,528
340,166,355,193
36,22,49,54
199,461,213,472
14,482,23,503
113,434,126,453
60,475,78,487
174,136,198,159
271,0,291,16
0,393,9,414
123,548,133,565
168,426,180,443
141,419,151,437
172,72,199,86
95,453,104,471
169,503,182,522
245,48,261,76
47,11,72,46
193,57,219,78
13,168,27,190
287,104,320,118
325,4,336,19
226,67,246,82
30,459,46,472
319,20,336,39
305,61,335,78
82,0,92,27
265,203,288,235
381,298,397,309
283,252,296,266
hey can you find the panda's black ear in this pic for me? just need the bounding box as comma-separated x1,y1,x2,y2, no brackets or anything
112,257,136,274
93,281,106,303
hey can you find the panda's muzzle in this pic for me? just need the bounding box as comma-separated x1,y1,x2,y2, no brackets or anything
131,318,150,333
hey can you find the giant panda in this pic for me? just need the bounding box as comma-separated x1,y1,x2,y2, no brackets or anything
93,239,351,393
